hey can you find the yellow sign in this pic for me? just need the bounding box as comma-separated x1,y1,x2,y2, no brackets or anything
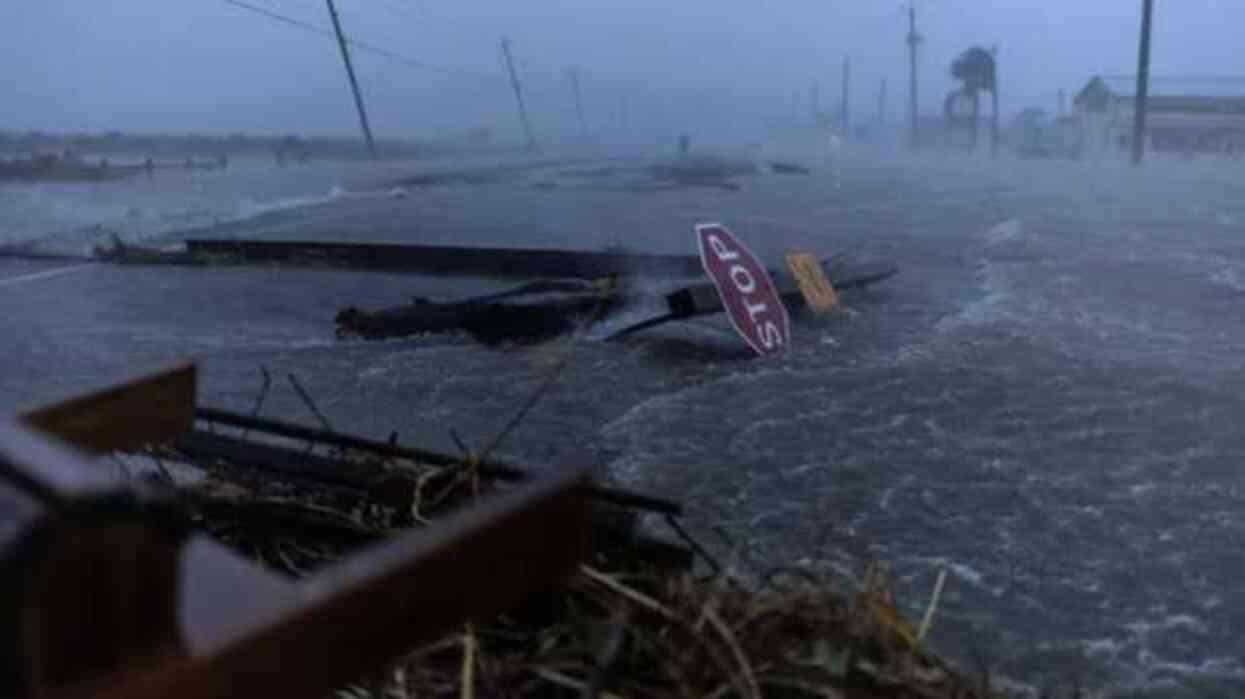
784,251,839,314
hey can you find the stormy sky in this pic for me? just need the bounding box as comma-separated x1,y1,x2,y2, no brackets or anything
6,1,1245,145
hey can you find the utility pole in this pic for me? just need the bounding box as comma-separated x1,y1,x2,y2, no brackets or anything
907,4,922,150
325,0,376,158
879,76,888,126
501,38,536,151
569,69,588,140
842,56,852,135
1057,89,1067,118
1132,0,1155,166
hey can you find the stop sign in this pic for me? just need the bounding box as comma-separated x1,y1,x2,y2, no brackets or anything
695,223,791,356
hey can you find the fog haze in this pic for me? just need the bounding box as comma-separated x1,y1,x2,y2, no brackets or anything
6,1,1245,144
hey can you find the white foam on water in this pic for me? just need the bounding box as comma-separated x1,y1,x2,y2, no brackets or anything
0,263,96,287
1209,260,1245,292
1082,637,1124,661
985,218,1024,246
937,259,1013,332
235,185,351,221
0,154,437,249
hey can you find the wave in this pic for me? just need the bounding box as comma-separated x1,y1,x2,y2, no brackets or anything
0,179,385,253
234,185,351,221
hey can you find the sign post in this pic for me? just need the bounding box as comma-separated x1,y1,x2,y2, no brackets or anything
695,223,791,356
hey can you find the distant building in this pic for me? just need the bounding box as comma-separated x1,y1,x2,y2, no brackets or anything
1006,109,1083,159
1074,75,1245,156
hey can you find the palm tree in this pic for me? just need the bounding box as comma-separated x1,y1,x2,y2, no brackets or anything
950,47,1000,156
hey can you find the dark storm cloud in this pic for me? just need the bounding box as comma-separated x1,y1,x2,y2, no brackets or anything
5,1,1245,143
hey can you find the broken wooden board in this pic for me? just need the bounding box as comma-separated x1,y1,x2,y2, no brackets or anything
0,416,590,699
19,363,196,454
73,465,591,699
169,240,705,279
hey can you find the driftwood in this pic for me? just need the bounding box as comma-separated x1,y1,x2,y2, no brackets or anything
769,161,812,175
181,239,704,278
335,282,619,344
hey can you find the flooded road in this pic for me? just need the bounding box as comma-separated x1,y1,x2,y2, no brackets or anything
4,152,1245,695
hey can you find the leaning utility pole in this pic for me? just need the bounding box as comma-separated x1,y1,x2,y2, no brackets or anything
1132,0,1155,166
569,69,588,140
501,38,537,151
842,56,852,135
325,0,376,158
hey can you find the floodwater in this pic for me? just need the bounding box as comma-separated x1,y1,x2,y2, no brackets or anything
5,150,1245,696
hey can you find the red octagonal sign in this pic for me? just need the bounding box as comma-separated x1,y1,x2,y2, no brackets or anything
695,223,791,356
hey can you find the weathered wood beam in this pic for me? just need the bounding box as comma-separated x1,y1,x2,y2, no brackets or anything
21,363,196,454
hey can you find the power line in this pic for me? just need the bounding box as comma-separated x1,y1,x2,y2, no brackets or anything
223,0,333,38
219,0,504,85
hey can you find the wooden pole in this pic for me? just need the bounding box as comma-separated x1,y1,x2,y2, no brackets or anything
842,56,852,135
569,69,588,140
325,0,376,158
1132,0,1155,166
879,76,888,126
500,38,537,151
907,4,921,150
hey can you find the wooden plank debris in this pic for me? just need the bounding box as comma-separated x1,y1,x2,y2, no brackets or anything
171,239,706,279
0,416,590,699
20,363,196,454
77,464,591,699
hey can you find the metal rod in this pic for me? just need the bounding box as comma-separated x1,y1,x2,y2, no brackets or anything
325,0,377,158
